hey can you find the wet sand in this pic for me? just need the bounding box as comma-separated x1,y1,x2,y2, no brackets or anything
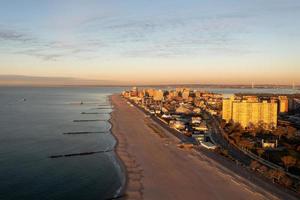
110,94,279,200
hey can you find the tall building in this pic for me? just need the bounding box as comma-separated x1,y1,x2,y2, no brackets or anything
278,96,289,113
167,90,178,100
153,89,164,101
130,87,138,97
222,96,235,123
182,89,190,100
146,88,155,97
222,96,278,128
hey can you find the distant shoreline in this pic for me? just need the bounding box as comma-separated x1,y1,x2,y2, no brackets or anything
0,84,299,89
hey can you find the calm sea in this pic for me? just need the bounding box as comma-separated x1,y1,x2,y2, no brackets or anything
0,87,128,200
0,86,298,200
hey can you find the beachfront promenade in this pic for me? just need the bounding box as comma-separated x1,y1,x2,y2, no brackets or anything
110,94,278,200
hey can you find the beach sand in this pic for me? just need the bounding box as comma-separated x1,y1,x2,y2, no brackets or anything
110,94,277,200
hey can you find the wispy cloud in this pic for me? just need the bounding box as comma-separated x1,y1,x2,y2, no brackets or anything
91,14,252,58
0,29,34,42
0,26,105,61
0,11,254,61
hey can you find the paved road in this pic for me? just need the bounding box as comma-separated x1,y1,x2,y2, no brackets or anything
206,114,299,200
208,116,252,164
111,95,282,200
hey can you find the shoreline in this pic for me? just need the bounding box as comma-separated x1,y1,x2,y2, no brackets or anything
108,95,127,199
109,95,143,199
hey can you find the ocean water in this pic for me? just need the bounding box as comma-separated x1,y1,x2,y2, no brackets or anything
0,87,127,200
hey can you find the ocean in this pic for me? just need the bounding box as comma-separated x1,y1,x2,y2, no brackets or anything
0,86,298,200
0,87,127,200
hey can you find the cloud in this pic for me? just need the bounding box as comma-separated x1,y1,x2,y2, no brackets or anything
93,14,251,58
0,29,33,42
0,11,253,61
0,30,103,61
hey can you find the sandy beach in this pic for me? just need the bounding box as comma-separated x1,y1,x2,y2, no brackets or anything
110,94,280,200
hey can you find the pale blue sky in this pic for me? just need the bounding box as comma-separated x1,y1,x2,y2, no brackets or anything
0,0,300,85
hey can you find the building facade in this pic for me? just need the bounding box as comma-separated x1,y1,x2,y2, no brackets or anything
222,96,278,128
278,96,289,113
153,89,164,101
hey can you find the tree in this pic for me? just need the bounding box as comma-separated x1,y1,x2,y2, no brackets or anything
281,155,297,172
239,139,254,150
250,160,261,170
258,165,268,174
279,176,293,188
231,134,241,144
221,149,229,157
268,169,285,182
286,126,297,139
163,91,169,97
257,148,265,158
220,119,227,129
226,120,235,134
248,122,257,137
256,121,265,135
233,122,243,134
272,126,286,140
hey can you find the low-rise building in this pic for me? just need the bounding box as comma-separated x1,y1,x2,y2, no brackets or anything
261,139,278,149
191,117,202,124
170,120,185,130
175,105,192,114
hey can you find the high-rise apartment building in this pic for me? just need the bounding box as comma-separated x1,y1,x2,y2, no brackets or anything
222,96,278,128
278,96,289,113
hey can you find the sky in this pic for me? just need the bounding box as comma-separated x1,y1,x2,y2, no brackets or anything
0,0,300,85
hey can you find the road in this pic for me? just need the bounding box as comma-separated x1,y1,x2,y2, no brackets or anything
207,114,299,199
111,95,286,200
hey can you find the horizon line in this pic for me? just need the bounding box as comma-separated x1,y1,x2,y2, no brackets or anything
0,83,299,88
0,74,299,88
